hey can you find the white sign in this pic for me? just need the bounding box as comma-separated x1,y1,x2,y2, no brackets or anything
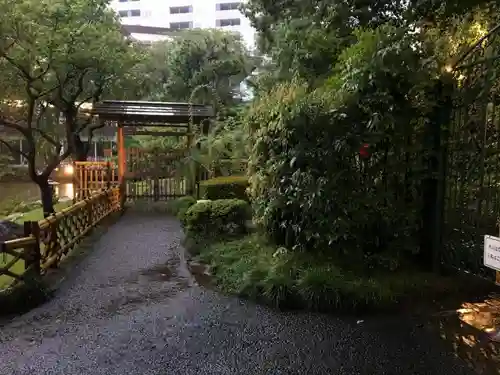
484,235,500,271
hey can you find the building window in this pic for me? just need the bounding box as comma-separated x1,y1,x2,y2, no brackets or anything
170,21,193,30
216,18,241,27
118,9,141,17
169,6,193,14
216,2,241,11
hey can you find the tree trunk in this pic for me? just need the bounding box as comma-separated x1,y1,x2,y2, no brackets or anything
64,109,88,162
74,134,87,161
37,177,55,218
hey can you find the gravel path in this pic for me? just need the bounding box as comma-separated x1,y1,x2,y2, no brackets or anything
0,213,475,375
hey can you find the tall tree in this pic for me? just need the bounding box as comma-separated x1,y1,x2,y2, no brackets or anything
0,0,134,216
243,0,407,83
130,29,257,107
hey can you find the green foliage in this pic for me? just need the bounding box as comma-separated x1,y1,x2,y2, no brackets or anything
196,234,459,311
177,105,249,184
411,0,498,23
0,0,134,106
200,176,249,200
183,199,251,239
246,26,437,265
125,29,257,105
422,5,500,69
166,196,197,220
0,0,136,213
243,0,407,83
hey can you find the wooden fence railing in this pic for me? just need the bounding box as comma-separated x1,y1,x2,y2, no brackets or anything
0,187,121,291
74,161,118,202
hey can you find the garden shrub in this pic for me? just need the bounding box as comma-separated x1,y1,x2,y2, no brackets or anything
166,196,197,220
199,176,249,201
196,234,461,312
183,199,251,239
245,26,437,268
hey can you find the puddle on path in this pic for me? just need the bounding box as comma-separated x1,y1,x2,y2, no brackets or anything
456,294,500,335
188,261,214,289
427,293,500,374
139,264,174,282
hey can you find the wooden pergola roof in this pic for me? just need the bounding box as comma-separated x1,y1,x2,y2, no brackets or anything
91,100,214,126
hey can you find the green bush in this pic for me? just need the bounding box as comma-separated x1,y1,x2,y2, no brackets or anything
199,176,248,201
196,234,465,312
183,199,251,239
166,196,197,220
245,27,436,265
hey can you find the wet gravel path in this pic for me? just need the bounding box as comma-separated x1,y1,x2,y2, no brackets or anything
0,213,475,375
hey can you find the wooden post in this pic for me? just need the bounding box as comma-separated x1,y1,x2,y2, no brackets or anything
72,161,77,204
117,125,126,209
186,125,195,197
497,225,500,286
118,126,125,183
106,161,111,190
153,149,160,201
23,221,41,278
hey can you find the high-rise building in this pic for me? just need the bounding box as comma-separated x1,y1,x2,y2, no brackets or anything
110,0,256,48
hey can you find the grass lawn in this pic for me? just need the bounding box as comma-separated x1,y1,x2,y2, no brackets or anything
0,201,73,290
10,201,72,223
1,201,72,223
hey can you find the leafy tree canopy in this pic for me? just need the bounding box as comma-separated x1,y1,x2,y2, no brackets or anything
0,0,136,214
124,29,258,107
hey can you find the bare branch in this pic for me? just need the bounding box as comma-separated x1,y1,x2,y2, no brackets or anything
0,116,29,137
74,113,96,134
69,68,91,104
0,138,28,159
35,101,48,128
76,96,95,111
1,53,33,82
33,128,61,147
84,119,107,155
42,147,71,179
34,57,52,81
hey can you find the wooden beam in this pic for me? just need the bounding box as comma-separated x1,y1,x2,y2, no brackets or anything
123,130,191,137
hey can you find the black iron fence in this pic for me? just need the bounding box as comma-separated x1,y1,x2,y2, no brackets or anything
437,26,500,278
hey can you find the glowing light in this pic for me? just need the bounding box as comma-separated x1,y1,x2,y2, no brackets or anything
64,164,74,175
444,65,453,73
472,22,487,38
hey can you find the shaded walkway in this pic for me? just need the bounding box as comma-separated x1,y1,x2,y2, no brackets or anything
0,213,477,374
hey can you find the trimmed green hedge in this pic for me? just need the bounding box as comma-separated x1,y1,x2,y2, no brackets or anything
173,196,197,219
165,196,197,220
199,176,249,201
183,199,251,238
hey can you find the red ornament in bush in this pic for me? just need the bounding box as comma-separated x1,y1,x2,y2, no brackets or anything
359,143,370,159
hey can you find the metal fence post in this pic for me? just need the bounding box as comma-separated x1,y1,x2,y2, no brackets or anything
421,76,453,273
